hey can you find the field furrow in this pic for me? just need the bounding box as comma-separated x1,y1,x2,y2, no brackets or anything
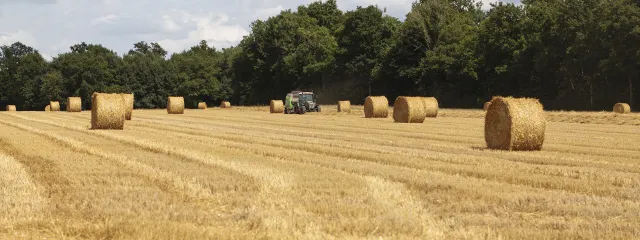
1,108,639,239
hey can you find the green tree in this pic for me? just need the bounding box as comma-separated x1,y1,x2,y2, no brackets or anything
334,6,400,103
600,0,640,110
170,40,229,108
0,42,48,110
236,10,337,104
379,0,480,107
119,42,175,108
39,71,66,104
477,3,528,100
52,42,123,109
297,0,344,34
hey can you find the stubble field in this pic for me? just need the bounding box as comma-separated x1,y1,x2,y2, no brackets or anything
1,106,639,239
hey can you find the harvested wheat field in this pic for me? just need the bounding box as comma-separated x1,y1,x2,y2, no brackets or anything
1,107,640,239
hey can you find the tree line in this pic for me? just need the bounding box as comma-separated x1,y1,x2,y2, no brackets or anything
1,0,639,111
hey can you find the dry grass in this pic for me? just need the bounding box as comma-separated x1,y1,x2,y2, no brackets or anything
0,107,639,239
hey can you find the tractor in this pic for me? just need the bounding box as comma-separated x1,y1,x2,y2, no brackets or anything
284,91,321,114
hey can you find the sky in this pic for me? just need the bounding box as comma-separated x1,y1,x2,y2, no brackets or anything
0,0,515,60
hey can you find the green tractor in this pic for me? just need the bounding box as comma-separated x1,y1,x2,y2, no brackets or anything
284,91,321,114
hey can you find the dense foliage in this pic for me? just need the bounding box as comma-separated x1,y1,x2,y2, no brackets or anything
1,0,639,111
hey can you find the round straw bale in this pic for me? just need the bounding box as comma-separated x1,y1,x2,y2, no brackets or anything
613,103,630,114
6,105,16,111
337,100,351,113
364,96,389,118
198,102,207,109
49,101,60,111
91,93,125,130
485,97,546,151
483,101,491,111
67,97,82,112
122,93,134,120
270,100,284,113
422,97,438,117
393,97,426,123
167,96,185,114
220,101,231,108
45,105,50,112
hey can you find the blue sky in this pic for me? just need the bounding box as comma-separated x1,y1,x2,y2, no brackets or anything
0,0,514,60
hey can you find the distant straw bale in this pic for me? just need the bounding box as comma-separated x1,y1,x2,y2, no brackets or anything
122,93,134,120
364,96,388,118
422,97,438,117
220,101,231,108
45,105,50,112
49,101,60,111
485,97,546,151
67,97,82,112
6,105,16,111
613,103,630,114
270,100,284,113
198,102,207,109
167,97,185,114
483,102,491,111
337,101,351,113
91,93,125,130
393,97,426,123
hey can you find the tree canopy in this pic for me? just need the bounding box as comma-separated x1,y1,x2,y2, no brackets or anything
1,0,638,111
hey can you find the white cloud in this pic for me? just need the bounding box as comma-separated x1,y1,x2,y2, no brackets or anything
0,30,37,47
92,14,119,24
162,15,181,32
254,5,284,20
0,0,415,58
159,12,249,53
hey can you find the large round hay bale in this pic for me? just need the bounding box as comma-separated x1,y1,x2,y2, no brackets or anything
337,100,351,113
45,105,50,112
364,96,388,118
613,103,631,114
91,93,125,130
485,97,546,151
167,96,185,114
67,97,82,112
483,101,491,111
422,97,438,117
198,102,207,109
270,100,284,113
6,105,16,111
49,101,60,111
393,97,426,123
220,101,231,108
122,93,134,120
